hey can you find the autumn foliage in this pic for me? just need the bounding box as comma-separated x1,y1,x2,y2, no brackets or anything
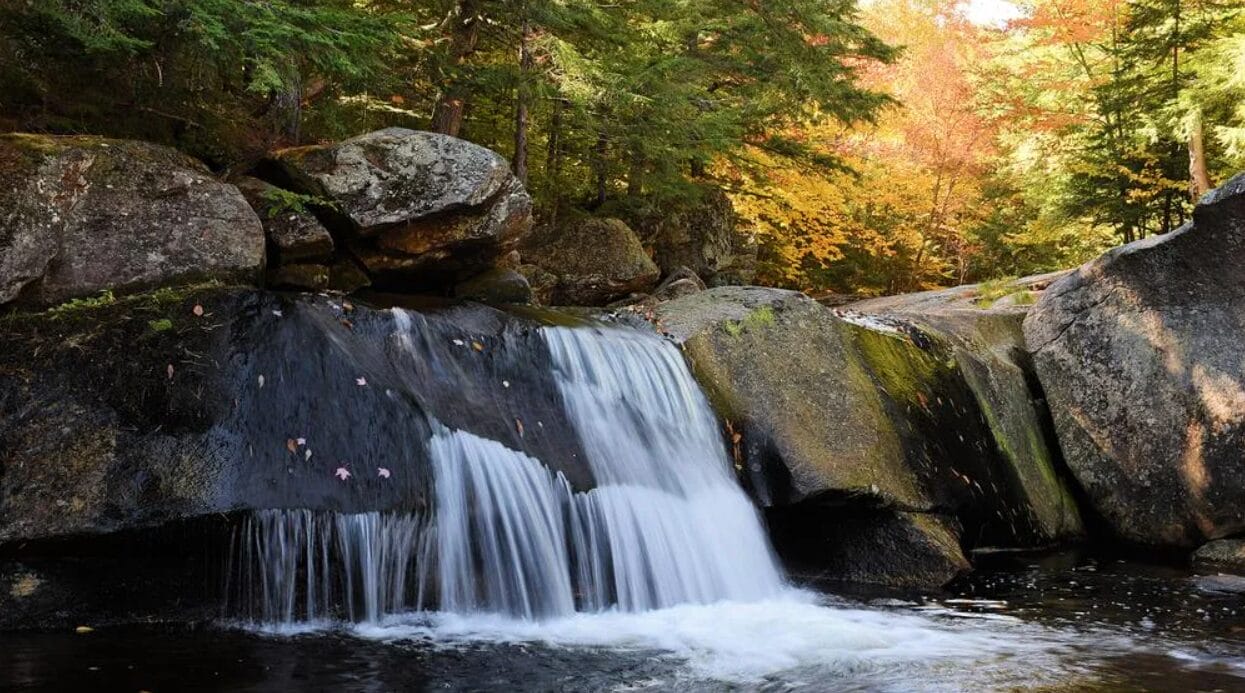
732,0,1244,295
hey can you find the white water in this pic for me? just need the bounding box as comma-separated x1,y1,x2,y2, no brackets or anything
349,591,1097,689
234,321,783,622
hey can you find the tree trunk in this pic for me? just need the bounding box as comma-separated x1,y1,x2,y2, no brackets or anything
546,97,566,225
513,14,534,184
430,0,481,137
627,148,644,198
1188,110,1212,201
592,130,608,209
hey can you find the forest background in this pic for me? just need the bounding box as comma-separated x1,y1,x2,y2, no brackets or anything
2,0,1242,295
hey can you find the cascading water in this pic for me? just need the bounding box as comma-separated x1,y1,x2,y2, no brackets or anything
231,316,784,623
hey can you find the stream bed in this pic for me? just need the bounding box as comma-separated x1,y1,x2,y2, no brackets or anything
3,551,1243,692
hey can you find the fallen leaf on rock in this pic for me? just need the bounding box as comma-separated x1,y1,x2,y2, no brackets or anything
167,364,174,380
452,339,465,346
472,341,484,352
192,304,204,317
75,626,93,634
335,467,351,481
343,300,354,313
377,467,391,479
258,374,265,388
502,380,511,388
286,438,298,453
515,418,524,437
340,318,354,330
356,376,368,386
305,449,312,461
296,437,306,446
272,310,283,317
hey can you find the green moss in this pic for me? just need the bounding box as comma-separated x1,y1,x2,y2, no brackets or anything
848,323,949,406
2,282,226,333
743,305,775,328
46,290,117,317
1011,290,1037,306
973,277,1036,308
2,133,68,157
953,335,1084,539
683,336,742,421
148,318,174,332
722,305,776,338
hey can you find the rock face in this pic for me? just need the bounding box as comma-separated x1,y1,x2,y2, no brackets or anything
631,188,757,285
655,286,1083,588
234,176,334,262
1024,174,1245,548
0,288,594,550
454,268,532,304
520,217,660,305
1193,539,1245,575
767,507,968,590
851,278,1084,544
653,266,706,301
267,128,532,286
269,263,330,291
0,134,264,307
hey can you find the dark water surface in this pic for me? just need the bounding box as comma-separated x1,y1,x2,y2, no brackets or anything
3,553,1244,692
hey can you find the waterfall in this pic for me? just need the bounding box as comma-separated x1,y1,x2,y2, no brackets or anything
231,320,784,623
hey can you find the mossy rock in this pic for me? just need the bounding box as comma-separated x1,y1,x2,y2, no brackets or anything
847,283,1085,545
656,285,1086,588
657,286,926,510
520,217,660,306
0,133,264,308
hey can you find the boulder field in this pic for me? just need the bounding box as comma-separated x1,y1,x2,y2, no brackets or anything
3,128,1245,628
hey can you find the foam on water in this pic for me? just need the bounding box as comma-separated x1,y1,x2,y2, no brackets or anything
347,589,1108,689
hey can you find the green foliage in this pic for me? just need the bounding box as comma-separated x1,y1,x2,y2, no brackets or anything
47,290,117,317
148,318,174,332
258,187,336,218
0,1,409,163
24,0,1233,298
972,278,1035,308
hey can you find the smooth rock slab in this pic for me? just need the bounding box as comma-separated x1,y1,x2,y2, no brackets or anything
1024,173,1245,547
0,134,264,307
0,288,593,544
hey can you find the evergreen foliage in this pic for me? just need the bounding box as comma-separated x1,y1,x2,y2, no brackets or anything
2,0,1243,296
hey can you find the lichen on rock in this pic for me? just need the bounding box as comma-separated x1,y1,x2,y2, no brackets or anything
0,133,264,308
